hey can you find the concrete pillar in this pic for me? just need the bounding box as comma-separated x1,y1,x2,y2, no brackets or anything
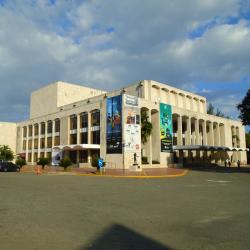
202,120,207,145
31,125,34,164
147,110,153,164
52,120,55,148
77,114,80,145
88,112,92,144
38,123,41,159
186,117,191,145
195,119,199,145
209,122,214,146
177,115,183,145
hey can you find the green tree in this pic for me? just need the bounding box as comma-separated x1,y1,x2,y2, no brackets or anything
0,145,14,161
141,110,153,144
59,157,72,170
246,133,250,148
37,157,50,170
237,89,250,126
207,104,215,115
15,157,26,168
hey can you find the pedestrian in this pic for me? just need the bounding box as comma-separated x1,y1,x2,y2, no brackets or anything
228,160,231,168
237,159,240,169
224,160,227,168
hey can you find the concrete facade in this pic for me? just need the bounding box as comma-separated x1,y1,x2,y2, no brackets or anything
0,80,248,168
0,122,17,154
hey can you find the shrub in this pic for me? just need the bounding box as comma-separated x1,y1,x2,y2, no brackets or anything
15,157,26,168
37,157,50,170
91,155,99,168
59,157,72,170
152,160,160,164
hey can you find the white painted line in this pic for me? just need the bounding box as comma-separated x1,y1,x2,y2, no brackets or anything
207,180,231,183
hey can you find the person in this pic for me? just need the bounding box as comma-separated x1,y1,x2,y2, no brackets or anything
237,160,240,169
224,160,227,168
228,160,231,168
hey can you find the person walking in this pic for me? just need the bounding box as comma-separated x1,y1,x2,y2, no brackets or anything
224,159,227,168
228,160,231,168
237,159,240,169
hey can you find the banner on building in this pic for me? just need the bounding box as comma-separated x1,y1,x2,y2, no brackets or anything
52,148,63,166
160,103,173,152
106,95,122,154
124,95,141,152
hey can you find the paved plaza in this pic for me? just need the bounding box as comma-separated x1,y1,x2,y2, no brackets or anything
0,169,250,250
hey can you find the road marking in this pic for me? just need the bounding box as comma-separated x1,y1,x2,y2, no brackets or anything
207,179,231,183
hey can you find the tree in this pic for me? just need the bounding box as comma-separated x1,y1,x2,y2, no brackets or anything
237,89,250,126
59,157,72,170
0,145,14,161
207,103,228,118
207,104,215,115
246,133,250,148
141,110,153,144
37,157,50,170
15,157,26,168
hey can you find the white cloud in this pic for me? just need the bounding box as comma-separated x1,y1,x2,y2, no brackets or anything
0,0,249,121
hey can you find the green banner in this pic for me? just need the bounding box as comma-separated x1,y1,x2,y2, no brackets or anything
160,103,173,152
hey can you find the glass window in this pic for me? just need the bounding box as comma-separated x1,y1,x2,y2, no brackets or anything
92,131,100,144
40,138,45,149
54,136,60,146
23,127,27,137
47,120,52,134
34,124,39,136
34,139,38,149
70,115,77,130
55,119,60,133
70,134,77,145
41,123,45,135
79,150,88,163
47,137,52,148
81,132,88,144
80,113,88,128
28,125,33,137
23,140,26,150
91,110,100,126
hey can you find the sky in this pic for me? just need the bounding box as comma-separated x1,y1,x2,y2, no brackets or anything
0,0,249,125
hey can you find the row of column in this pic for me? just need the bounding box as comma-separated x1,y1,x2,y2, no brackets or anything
175,115,226,147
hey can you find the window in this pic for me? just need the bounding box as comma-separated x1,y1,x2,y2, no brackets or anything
28,140,32,150
23,127,27,137
80,113,88,128
55,119,60,133
40,138,45,149
70,115,77,130
79,150,88,163
34,139,38,149
34,124,39,136
41,123,45,135
47,137,52,148
54,136,60,146
47,120,52,134
91,110,100,126
28,125,33,137
92,131,100,144
81,132,88,144
70,134,77,145
23,140,26,150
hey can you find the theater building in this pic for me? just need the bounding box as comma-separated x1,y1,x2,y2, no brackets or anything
0,80,248,169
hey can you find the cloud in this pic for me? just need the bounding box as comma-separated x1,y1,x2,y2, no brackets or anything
0,0,249,122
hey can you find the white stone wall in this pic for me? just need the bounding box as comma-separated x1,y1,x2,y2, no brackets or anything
0,122,17,154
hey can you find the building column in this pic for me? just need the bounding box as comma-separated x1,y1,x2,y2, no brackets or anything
45,122,48,157
31,125,34,164
147,110,153,165
177,115,183,145
185,117,191,145
52,120,55,149
209,122,214,146
88,112,92,144
38,123,41,159
202,120,207,145
77,114,80,145
215,123,220,146
195,119,199,145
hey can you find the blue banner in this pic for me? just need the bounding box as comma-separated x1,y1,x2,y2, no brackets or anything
106,95,122,154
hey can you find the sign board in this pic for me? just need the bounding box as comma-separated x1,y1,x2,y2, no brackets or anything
98,158,104,168
124,95,141,153
160,103,173,152
52,148,63,166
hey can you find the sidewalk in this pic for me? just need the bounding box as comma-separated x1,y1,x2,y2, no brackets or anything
20,165,188,178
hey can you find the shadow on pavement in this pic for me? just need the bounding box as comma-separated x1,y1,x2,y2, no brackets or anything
80,224,173,250
185,163,250,174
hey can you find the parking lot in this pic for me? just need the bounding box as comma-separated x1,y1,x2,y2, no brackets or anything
1,170,250,250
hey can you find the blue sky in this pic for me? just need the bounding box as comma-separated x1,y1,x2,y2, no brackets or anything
0,0,249,130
